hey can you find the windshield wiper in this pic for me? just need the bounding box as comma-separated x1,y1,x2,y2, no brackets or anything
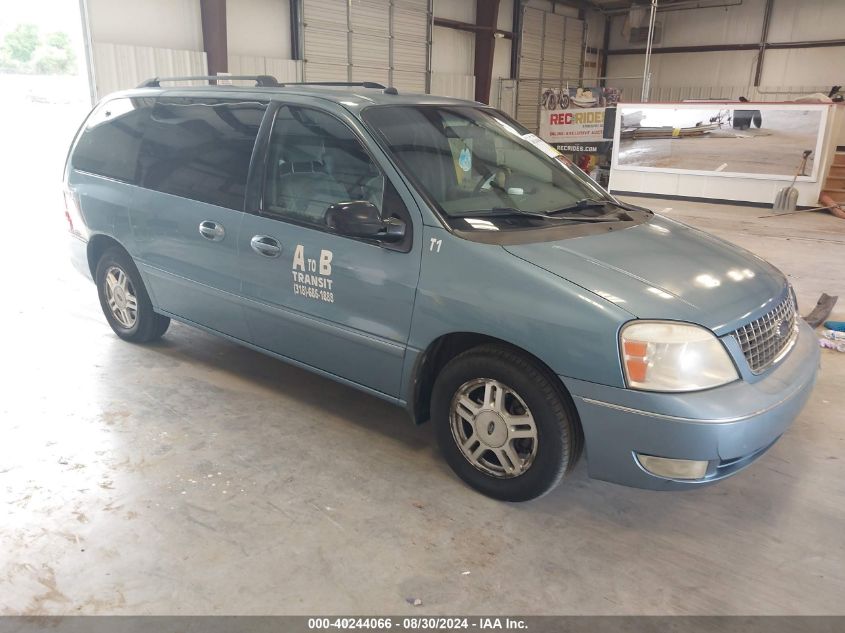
448,207,553,220
547,198,637,221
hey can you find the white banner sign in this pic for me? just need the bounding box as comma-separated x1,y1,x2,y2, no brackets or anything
539,108,606,143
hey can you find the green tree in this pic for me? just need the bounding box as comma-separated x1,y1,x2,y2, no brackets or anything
3,24,39,63
46,31,71,50
33,31,77,75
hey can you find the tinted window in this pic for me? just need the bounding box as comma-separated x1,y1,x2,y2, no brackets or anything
72,97,154,183
263,106,385,226
137,97,267,210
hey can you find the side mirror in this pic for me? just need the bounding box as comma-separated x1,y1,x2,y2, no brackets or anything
324,201,406,243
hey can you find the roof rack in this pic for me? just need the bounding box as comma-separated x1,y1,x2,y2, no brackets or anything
275,81,387,89
137,75,280,88
136,77,396,92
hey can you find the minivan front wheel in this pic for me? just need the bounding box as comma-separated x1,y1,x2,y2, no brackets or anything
95,248,170,343
432,345,581,501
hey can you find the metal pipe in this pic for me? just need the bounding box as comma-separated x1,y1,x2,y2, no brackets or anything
426,0,434,93
289,0,302,61
601,0,742,15
754,0,774,87
607,38,845,55
599,15,611,87
641,0,658,102
510,0,524,79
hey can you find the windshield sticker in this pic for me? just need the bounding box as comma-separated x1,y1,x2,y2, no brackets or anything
458,147,472,172
521,133,562,159
292,244,334,303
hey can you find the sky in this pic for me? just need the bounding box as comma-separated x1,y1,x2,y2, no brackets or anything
0,0,85,43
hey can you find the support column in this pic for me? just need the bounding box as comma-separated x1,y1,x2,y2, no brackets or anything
200,0,228,78
474,0,501,104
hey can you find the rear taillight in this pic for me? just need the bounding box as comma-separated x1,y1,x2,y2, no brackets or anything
63,189,84,236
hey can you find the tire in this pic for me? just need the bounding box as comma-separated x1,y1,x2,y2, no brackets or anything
432,344,582,502
95,247,170,343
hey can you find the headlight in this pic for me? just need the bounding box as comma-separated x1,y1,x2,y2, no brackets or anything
620,321,738,392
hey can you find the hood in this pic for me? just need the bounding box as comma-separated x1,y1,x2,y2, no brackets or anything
503,215,787,335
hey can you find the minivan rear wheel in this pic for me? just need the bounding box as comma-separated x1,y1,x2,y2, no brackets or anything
432,344,581,501
95,248,170,343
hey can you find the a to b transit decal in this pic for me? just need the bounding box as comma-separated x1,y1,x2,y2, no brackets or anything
292,244,334,303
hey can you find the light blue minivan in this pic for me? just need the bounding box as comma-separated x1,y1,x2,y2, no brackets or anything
64,76,819,500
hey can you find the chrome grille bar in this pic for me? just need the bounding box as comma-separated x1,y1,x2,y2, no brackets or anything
732,292,798,374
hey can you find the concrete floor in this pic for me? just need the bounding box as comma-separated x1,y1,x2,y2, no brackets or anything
2,94,845,615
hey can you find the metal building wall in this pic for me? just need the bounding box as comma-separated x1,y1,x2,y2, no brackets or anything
301,0,431,92
604,0,845,103
85,0,207,98
515,5,585,132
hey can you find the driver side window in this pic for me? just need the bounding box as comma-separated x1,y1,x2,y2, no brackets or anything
263,105,385,227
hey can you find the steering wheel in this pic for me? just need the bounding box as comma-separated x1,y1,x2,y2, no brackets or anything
473,167,496,194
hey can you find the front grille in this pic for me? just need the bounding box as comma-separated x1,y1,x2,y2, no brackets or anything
732,292,798,374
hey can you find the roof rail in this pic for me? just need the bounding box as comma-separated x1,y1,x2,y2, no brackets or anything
276,81,387,89
137,75,280,88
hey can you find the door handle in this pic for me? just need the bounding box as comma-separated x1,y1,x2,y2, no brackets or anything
199,220,225,241
250,235,282,258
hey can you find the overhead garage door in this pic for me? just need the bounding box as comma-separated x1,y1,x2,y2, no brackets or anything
516,7,585,132
302,0,431,93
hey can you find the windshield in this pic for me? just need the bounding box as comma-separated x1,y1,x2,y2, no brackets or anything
362,105,612,220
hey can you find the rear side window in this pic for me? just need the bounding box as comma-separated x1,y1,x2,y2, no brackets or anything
137,97,267,210
72,97,154,183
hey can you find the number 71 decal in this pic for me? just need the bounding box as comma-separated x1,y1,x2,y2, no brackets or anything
429,238,443,253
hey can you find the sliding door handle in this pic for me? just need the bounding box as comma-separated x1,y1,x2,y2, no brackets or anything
199,220,225,241
250,235,282,258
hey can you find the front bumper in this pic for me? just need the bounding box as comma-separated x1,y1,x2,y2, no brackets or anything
563,320,820,490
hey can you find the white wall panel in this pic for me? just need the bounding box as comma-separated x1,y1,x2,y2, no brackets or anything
228,55,301,83
498,0,514,31
608,0,765,50
767,0,845,42
433,0,473,23
92,42,206,98
87,0,203,51
606,0,845,103
430,73,475,99
227,0,292,59
761,47,845,88
432,26,474,76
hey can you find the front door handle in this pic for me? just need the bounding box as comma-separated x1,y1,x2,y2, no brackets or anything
199,220,225,241
250,235,282,258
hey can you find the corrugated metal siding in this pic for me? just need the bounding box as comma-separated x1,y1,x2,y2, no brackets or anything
351,0,390,35
515,6,584,132
391,0,430,92
91,42,206,98
302,0,431,91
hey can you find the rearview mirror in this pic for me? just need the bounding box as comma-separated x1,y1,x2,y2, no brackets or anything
325,201,406,243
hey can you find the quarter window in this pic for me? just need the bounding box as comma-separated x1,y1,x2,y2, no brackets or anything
137,97,267,211
263,106,386,227
71,97,154,183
